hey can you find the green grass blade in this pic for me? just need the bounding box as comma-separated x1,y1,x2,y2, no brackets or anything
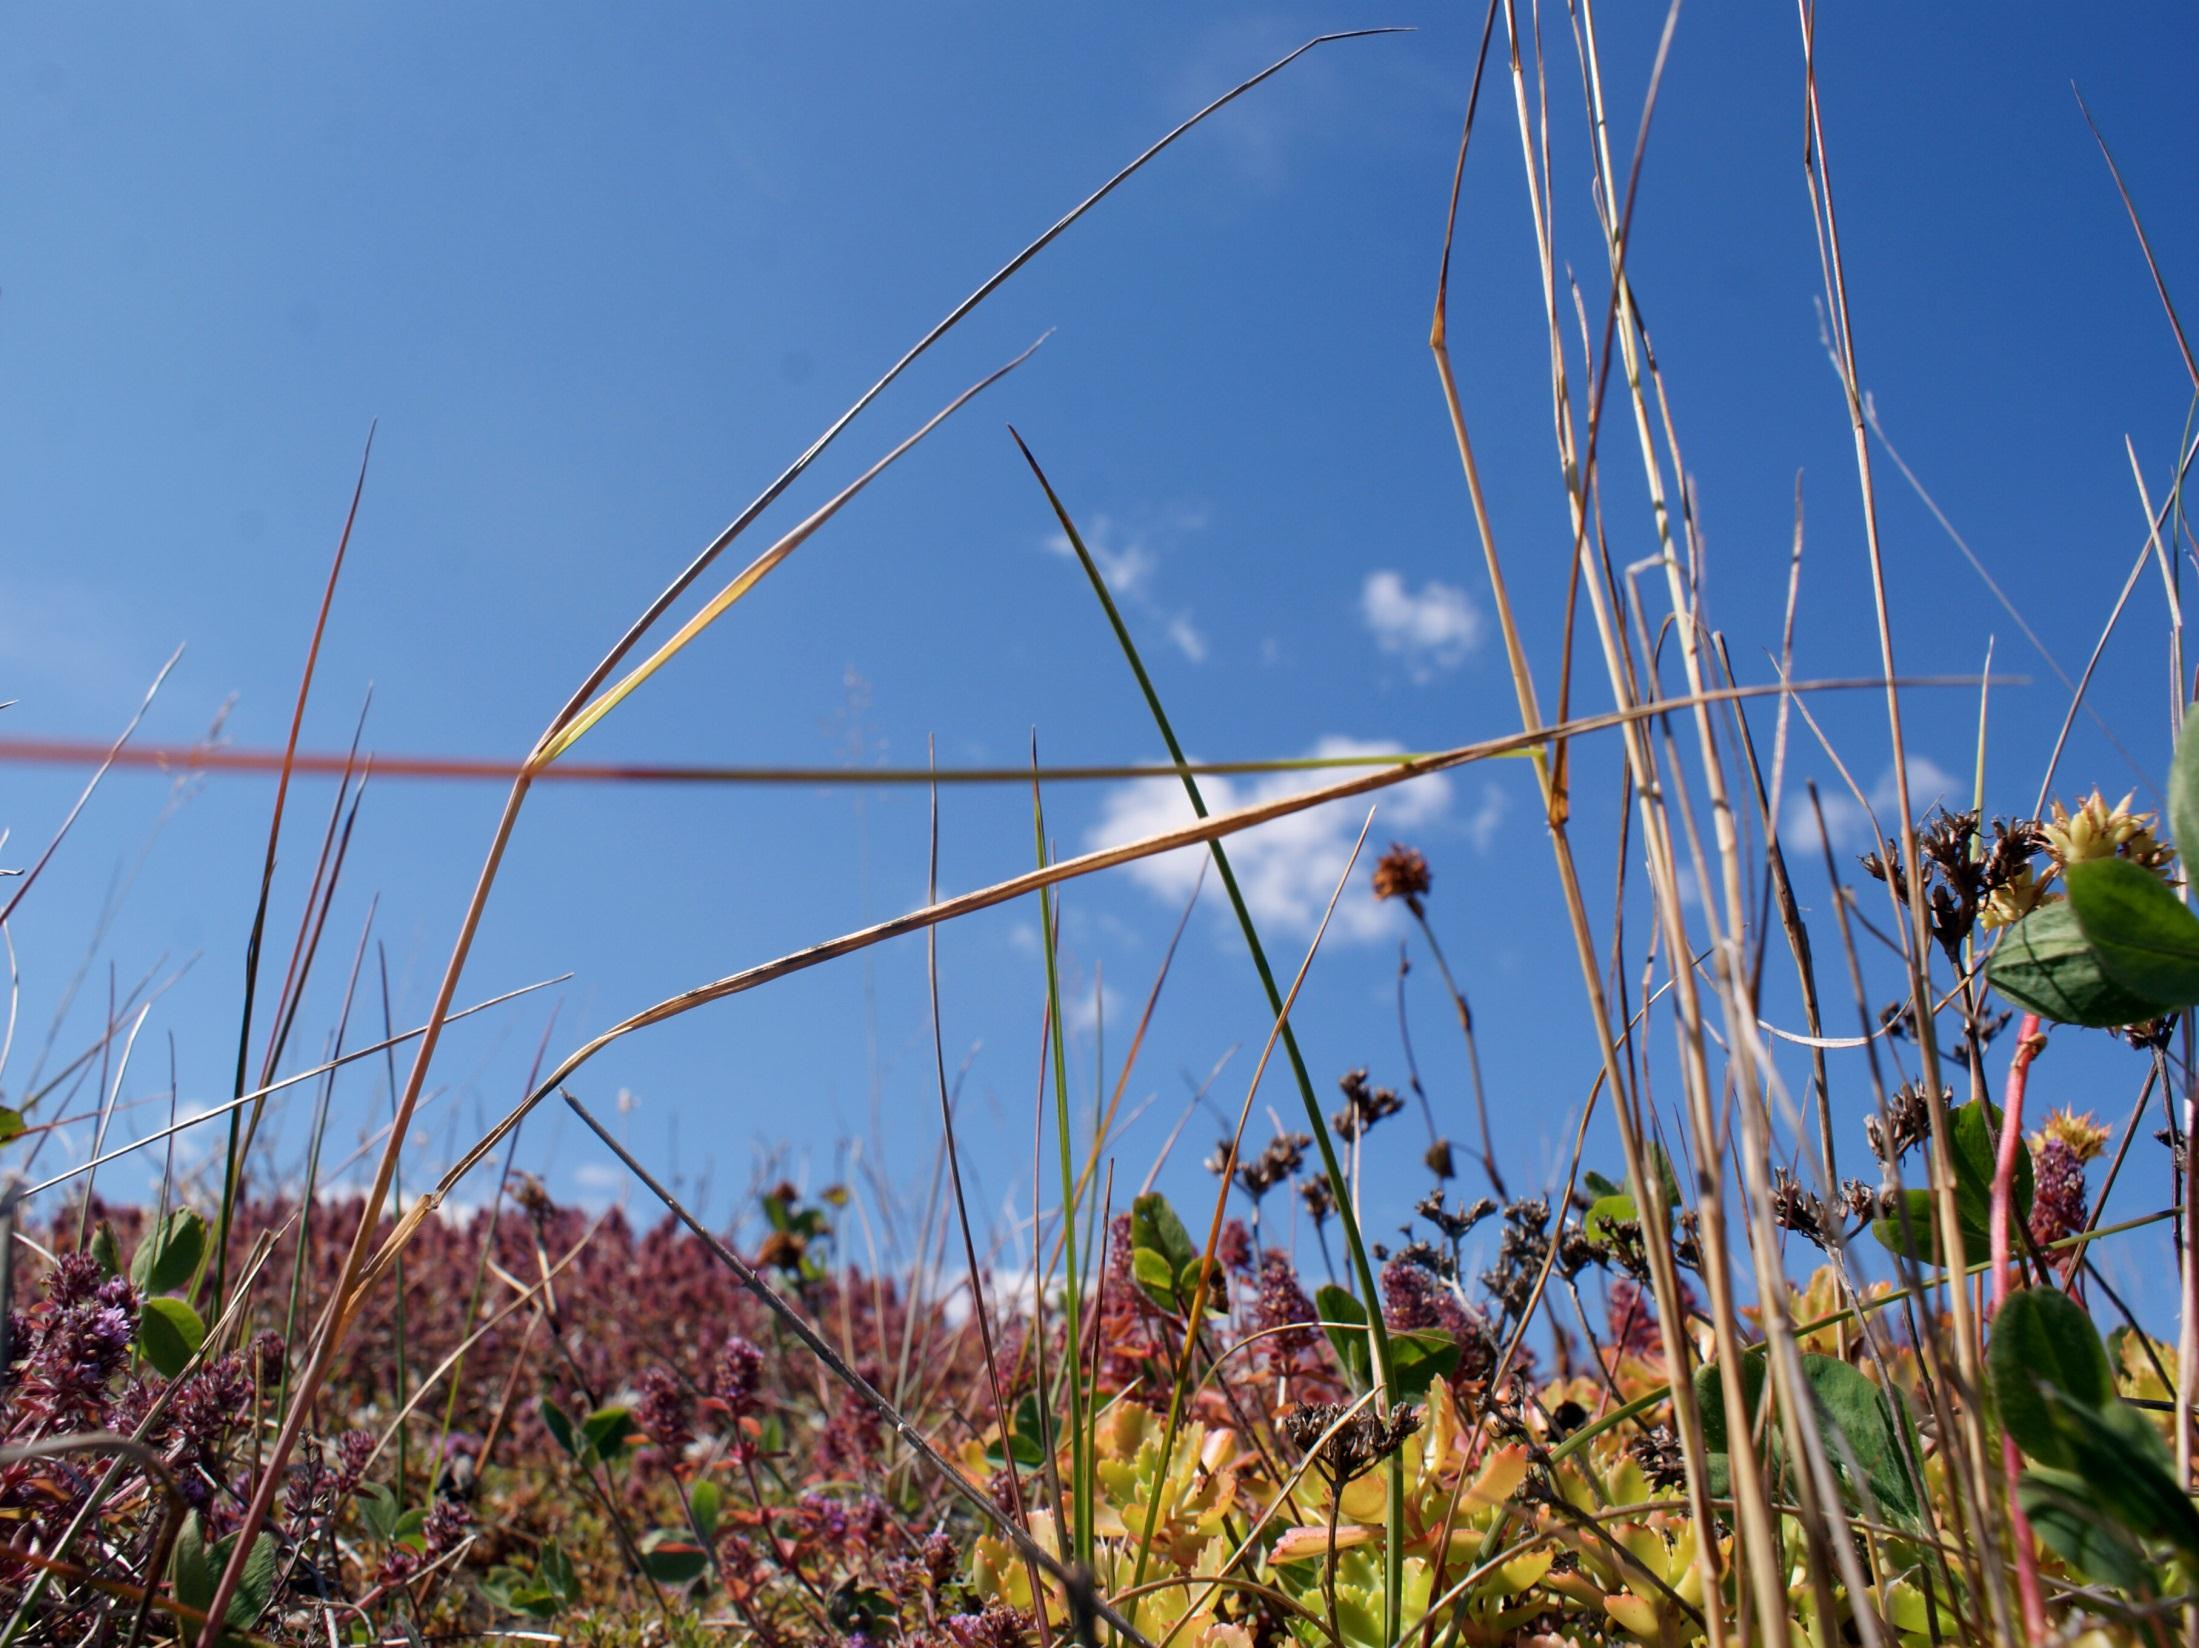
1009,428,1407,1642
1030,749,1094,1576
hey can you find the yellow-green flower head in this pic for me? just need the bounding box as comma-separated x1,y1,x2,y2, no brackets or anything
2043,789,2174,874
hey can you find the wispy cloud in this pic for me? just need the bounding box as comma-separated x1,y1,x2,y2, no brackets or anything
1361,571,1483,682
1780,755,1963,853
1085,736,1453,943
1462,781,1510,853
1042,509,1208,664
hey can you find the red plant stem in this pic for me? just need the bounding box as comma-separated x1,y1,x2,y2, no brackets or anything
1992,1012,2049,1643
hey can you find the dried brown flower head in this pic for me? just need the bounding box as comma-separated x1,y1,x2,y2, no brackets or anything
1333,1068,1405,1141
1866,1084,1941,1167
1299,1174,1336,1225
1371,843,1432,906
1281,1401,1423,1487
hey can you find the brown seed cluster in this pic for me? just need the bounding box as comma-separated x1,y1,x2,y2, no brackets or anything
1282,1400,1424,1487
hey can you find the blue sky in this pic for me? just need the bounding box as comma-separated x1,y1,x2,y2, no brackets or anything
4,7,2196,1320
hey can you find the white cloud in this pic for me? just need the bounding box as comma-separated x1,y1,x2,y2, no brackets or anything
1780,755,1961,854
1042,510,1208,665
1045,515,1155,596
1361,571,1484,681
1166,614,1209,664
1086,737,1453,944
1066,981,1127,1039
1462,781,1510,853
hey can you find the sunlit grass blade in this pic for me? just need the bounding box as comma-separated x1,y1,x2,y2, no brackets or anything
537,340,1045,766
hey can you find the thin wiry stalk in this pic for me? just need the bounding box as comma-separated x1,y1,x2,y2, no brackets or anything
0,736,1472,788
214,431,372,1309
24,974,564,1198
926,748,1051,1638
1454,3,1736,1626
193,41,1383,1632
2073,85,2198,394
1572,0,1820,1622
1796,7,2012,1636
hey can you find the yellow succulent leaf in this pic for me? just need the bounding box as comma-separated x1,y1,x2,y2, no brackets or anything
1459,1443,1530,1513
1492,1547,1555,1596
1602,1592,1663,1640
1268,1522,1381,1565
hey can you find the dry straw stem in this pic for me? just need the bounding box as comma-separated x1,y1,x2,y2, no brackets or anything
1431,1,1743,1627
194,32,1408,1638
1562,3,1803,1629
21,973,565,1197
355,671,1961,1291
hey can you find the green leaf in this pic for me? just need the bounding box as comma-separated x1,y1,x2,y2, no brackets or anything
1989,1286,2114,1470
137,1296,205,1377
642,1534,711,1586
1988,900,2164,1027
2019,1468,2155,1594
90,1221,121,1279
1130,1248,1178,1311
2169,701,2199,870
581,1404,638,1461
1389,1328,1460,1402
1648,1141,1684,1208
1581,1170,1622,1199
2066,856,2199,1010
131,1207,207,1295
984,1391,1049,1468
1175,1255,1227,1315
1948,1099,2032,1233
1870,1190,1986,1269
0,1106,22,1147
393,1506,428,1550
171,1511,215,1620
689,1478,721,1542
356,1481,400,1542
540,1397,577,1458
1798,1353,1921,1527
1581,1194,1637,1246
215,1530,280,1628
1693,1354,1766,1499
1316,1284,1372,1389
1133,1192,1199,1271
2046,1388,2199,1563
539,1540,578,1605
1132,1192,1206,1312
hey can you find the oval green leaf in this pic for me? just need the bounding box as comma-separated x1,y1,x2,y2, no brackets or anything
137,1295,205,1377
2065,856,2199,1010
1989,1285,2114,1469
1871,1189,1988,1269
1799,1352,1921,1527
1987,900,2165,1027
130,1207,207,1296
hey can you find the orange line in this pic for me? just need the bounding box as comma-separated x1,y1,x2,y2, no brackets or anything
0,736,1420,788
